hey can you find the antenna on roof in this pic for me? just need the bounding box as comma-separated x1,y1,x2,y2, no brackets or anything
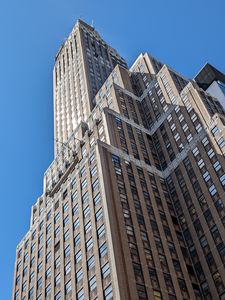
91,20,94,28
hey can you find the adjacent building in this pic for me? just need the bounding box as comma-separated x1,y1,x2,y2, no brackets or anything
13,19,225,300
195,63,225,109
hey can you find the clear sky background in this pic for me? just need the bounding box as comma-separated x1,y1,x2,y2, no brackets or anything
0,0,224,299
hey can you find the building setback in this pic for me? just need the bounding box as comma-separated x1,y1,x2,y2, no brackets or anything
12,19,225,300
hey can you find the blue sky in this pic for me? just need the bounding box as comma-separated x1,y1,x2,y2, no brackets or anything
0,0,224,299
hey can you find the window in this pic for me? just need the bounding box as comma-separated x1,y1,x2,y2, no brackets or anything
55,292,61,300
220,174,225,186
187,134,193,142
23,253,28,262
86,238,93,252
25,240,29,249
15,290,19,299
29,287,34,299
209,185,217,196
104,284,113,300
89,276,97,291
207,148,215,158
101,262,110,278
85,221,92,234
65,280,72,294
64,245,70,258
200,235,208,248
94,193,101,205
192,147,199,157
55,242,60,255
76,268,83,283
55,256,60,269
30,271,35,282
64,230,70,241
46,252,51,264
46,223,51,234
63,189,68,199
22,281,27,291
37,277,42,289
198,159,205,169
217,137,225,148
214,161,221,171
203,171,210,182
54,226,60,238
74,234,81,247
97,224,105,239
77,289,84,300
47,211,51,220
63,202,69,212
65,262,71,275
91,165,97,177
81,179,87,190
37,263,42,273
72,191,78,202
95,208,103,221
211,126,219,135
87,256,95,270
75,250,82,263
74,218,80,230
15,275,20,285
99,243,107,258
45,284,51,297
45,267,51,279
23,266,28,277
46,237,51,247
80,166,86,177
31,243,36,253
73,204,79,216
92,179,99,192
17,261,22,271
83,206,90,218
82,192,89,204
71,178,76,189
55,273,61,286
54,213,60,224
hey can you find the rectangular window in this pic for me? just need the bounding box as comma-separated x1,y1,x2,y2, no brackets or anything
65,262,71,275
92,179,99,192
74,234,81,247
75,250,82,263
87,256,95,270
64,245,70,258
55,273,61,286
77,288,84,300
65,280,72,294
86,238,93,252
76,268,83,283
74,218,80,230
94,193,101,205
89,276,97,291
97,224,105,239
99,243,107,258
101,262,110,278
45,284,51,297
83,206,90,218
84,221,92,234
104,284,113,300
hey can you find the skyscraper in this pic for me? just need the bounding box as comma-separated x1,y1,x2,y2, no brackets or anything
13,19,225,300
53,19,127,155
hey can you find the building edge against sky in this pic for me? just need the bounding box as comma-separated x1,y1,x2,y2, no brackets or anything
12,19,225,300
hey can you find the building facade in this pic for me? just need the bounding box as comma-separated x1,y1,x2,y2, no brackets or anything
194,63,225,109
12,20,225,300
